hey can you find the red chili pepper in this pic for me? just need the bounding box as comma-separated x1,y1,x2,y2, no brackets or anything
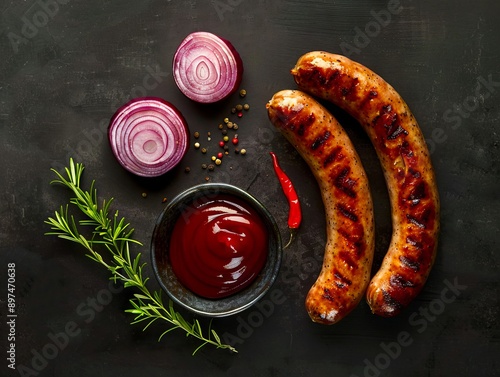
269,152,301,248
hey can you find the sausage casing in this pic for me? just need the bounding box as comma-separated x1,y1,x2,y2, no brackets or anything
267,89,375,324
292,51,440,317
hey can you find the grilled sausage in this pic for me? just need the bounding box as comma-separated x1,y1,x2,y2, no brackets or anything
291,51,440,317
267,89,375,324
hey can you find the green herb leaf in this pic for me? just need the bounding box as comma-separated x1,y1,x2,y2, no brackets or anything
45,158,237,355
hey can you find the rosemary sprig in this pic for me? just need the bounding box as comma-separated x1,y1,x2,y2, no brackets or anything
45,158,237,355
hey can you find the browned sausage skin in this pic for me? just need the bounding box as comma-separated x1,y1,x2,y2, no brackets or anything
267,90,375,324
292,51,440,317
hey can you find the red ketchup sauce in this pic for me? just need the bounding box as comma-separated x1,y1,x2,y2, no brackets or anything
169,194,268,299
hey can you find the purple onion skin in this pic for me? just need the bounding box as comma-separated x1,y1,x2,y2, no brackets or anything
173,31,244,104
108,97,190,178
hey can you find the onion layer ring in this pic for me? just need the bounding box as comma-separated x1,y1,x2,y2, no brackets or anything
108,97,189,177
173,31,243,103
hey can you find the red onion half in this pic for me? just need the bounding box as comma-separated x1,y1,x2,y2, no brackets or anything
173,31,243,103
108,97,189,177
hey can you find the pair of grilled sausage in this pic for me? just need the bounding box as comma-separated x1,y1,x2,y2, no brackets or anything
266,51,440,324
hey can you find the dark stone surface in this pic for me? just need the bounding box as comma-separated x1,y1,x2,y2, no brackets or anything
1,1,499,376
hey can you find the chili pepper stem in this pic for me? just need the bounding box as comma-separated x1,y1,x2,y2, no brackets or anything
283,228,298,249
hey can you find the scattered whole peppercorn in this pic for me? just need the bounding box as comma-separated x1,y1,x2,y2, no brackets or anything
208,164,215,171
141,192,147,198
217,152,223,159
215,158,222,165
239,89,247,97
194,131,200,138
201,163,208,169
243,103,250,110
232,137,239,145
237,112,243,118
219,140,225,148
236,104,243,111
201,148,207,154
240,148,247,155
185,167,191,173
194,142,200,149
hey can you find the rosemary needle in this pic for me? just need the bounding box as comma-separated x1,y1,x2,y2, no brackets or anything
45,158,237,355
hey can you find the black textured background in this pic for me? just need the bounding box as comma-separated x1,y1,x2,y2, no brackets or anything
1,1,499,376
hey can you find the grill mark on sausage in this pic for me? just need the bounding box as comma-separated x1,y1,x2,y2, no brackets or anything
337,203,359,222
323,146,343,167
399,255,420,272
311,130,331,150
406,214,426,229
406,236,423,249
334,271,352,288
322,288,335,302
334,166,357,198
390,274,415,288
382,289,403,311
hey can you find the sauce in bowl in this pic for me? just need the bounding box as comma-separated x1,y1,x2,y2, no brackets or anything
169,194,268,299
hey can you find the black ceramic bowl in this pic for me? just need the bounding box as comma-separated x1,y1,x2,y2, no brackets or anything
151,183,282,317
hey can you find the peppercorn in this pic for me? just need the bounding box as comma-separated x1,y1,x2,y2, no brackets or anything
237,112,243,118
223,135,229,142
211,155,216,161
221,129,228,135
233,123,239,130
218,123,224,130
217,152,223,159
224,117,229,124
201,147,207,154
208,164,215,171
201,163,208,169
194,142,200,149
194,131,200,138
205,176,210,181
232,137,239,145
234,148,240,154
227,121,233,129
223,145,229,151
243,103,250,111
185,167,191,173
215,158,222,165
162,197,168,203
219,140,225,148
231,107,236,114
240,148,247,155
141,192,147,198
235,104,243,111
239,89,247,97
